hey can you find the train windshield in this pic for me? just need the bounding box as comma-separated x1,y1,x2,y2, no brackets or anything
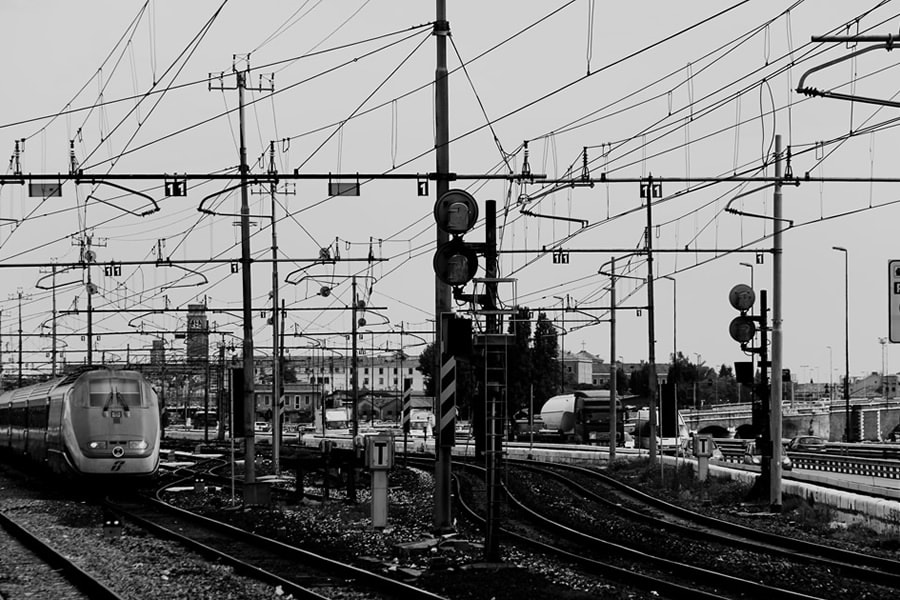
88,378,145,408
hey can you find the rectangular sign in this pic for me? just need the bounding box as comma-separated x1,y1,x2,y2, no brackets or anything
28,182,62,197
367,435,394,470
328,181,360,196
890,260,900,343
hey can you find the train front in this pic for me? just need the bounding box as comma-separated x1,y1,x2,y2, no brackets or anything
64,369,161,476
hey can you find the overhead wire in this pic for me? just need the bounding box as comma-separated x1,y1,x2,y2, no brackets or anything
23,1,151,142
0,22,433,134
294,31,431,171
80,26,430,171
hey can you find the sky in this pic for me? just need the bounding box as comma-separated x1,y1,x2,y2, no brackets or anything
2,1,900,387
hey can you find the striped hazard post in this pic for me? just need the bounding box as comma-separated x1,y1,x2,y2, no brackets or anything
401,378,412,434
439,356,456,447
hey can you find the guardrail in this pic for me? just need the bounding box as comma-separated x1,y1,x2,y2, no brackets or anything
712,438,747,462
790,453,900,480
710,438,900,480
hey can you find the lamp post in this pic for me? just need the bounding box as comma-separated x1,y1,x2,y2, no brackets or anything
827,345,833,404
661,275,677,361
553,295,568,393
833,246,850,442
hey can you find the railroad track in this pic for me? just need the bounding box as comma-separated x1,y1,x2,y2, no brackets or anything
0,509,125,600
442,460,749,600
512,459,900,588
104,485,449,600
425,456,895,600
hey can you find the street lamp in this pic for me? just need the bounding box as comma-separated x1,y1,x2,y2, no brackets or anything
826,345,833,403
833,246,850,442
740,262,754,289
553,295,568,394
661,275,677,361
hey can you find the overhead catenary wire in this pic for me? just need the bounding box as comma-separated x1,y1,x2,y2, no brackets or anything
7,1,900,360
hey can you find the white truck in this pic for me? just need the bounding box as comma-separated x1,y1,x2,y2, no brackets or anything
313,406,352,435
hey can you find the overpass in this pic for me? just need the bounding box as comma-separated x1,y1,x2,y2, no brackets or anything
682,398,900,441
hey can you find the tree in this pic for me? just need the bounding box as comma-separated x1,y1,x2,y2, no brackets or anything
415,342,476,417
416,343,437,397
506,307,533,414
628,361,651,399
667,351,699,407
615,366,629,396
531,312,560,406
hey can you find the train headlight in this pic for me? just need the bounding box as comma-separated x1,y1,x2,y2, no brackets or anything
89,441,108,449
127,440,148,450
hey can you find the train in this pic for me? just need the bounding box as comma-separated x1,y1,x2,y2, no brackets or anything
0,366,161,478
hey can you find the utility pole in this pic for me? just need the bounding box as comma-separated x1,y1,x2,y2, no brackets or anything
209,57,273,499
38,262,59,376
609,257,617,462
73,234,105,365
350,276,359,503
10,288,31,386
770,134,784,511
254,141,294,476
218,338,226,441
643,175,660,462
0,310,4,389
433,0,453,532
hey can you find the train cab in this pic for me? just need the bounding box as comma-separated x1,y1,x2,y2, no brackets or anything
64,370,161,475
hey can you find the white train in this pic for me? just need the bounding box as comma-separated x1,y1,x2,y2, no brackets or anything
0,367,161,477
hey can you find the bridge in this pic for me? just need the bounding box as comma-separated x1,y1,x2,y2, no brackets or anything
682,398,900,441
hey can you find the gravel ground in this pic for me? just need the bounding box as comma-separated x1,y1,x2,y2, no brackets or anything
9,454,893,600
0,469,283,600
168,464,653,600
503,462,898,600
603,458,900,556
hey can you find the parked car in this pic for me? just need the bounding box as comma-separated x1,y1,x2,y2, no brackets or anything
888,424,900,443
785,435,827,452
254,421,270,433
743,441,792,471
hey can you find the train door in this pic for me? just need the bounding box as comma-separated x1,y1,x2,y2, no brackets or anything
25,398,50,462
0,402,8,448
46,392,65,460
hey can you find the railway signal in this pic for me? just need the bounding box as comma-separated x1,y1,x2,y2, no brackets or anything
728,283,757,345
433,189,479,286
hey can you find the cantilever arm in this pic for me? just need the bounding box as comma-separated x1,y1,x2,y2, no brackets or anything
198,182,270,217
85,180,160,216
797,43,900,108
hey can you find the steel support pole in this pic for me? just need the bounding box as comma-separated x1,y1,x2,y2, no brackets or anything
237,69,256,487
609,257,617,462
833,246,850,441
269,144,282,476
432,0,453,532
350,276,359,503
770,134,783,511
645,176,659,462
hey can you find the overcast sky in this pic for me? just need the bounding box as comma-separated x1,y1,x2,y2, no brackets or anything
2,1,900,386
